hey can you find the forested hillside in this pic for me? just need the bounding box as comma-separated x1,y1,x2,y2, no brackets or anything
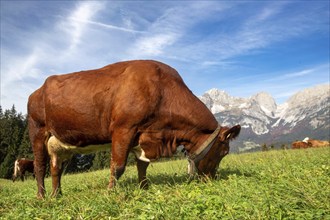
0,106,30,178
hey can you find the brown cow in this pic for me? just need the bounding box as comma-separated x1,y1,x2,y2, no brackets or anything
12,158,34,182
28,60,241,198
292,137,329,149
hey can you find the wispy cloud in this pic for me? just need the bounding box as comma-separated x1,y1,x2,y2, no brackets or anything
127,2,230,59
127,6,186,58
2,48,41,85
70,18,145,34
1,2,109,112
176,1,327,64
265,64,329,83
134,33,179,56
58,2,104,51
281,69,315,79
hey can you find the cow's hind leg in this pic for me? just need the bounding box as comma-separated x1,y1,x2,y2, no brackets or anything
30,126,49,199
136,159,149,189
20,172,24,181
34,142,48,198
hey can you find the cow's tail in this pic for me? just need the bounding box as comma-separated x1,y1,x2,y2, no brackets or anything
44,131,52,148
12,159,20,182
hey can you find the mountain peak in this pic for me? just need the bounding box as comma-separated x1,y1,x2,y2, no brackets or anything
251,92,273,101
274,84,330,128
287,84,329,106
206,88,229,99
250,92,277,117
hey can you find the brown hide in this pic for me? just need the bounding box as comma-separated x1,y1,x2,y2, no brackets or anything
12,158,34,182
28,60,240,198
292,141,311,149
308,139,330,147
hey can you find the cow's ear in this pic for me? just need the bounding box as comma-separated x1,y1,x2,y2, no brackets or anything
222,125,241,141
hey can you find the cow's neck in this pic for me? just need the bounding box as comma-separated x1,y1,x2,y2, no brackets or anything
173,123,219,154
187,125,221,161
162,99,219,155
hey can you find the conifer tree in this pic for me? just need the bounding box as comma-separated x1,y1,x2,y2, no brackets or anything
18,125,33,159
0,105,28,178
91,151,110,170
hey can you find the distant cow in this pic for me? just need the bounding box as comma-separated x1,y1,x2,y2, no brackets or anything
12,158,34,182
292,141,312,149
292,137,329,149
28,60,241,198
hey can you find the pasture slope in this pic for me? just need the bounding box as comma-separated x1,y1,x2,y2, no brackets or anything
0,147,329,219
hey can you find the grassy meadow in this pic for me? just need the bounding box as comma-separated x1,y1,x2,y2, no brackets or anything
0,147,329,219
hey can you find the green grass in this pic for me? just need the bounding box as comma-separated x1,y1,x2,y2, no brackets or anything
1,148,329,219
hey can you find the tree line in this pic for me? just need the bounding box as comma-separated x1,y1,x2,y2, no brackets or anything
0,105,112,179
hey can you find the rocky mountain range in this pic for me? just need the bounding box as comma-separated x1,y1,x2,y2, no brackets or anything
199,84,330,152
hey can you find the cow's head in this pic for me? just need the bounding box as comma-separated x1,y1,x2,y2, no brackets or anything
12,174,17,182
194,125,241,178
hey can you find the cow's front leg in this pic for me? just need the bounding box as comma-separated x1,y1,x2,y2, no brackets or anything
136,159,149,189
108,146,128,189
108,128,136,189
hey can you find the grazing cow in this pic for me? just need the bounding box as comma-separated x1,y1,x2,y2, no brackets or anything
28,60,241,198
12,158,34,182
292,137,329,149
292,141,311,149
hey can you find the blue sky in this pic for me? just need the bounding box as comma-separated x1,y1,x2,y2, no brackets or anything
1,1,329,114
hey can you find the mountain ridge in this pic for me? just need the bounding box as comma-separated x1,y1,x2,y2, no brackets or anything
199,84,330,152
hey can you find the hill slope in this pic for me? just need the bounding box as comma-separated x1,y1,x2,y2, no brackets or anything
1,148,329,219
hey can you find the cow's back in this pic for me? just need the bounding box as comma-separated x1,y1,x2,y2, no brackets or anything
28,60,213,146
